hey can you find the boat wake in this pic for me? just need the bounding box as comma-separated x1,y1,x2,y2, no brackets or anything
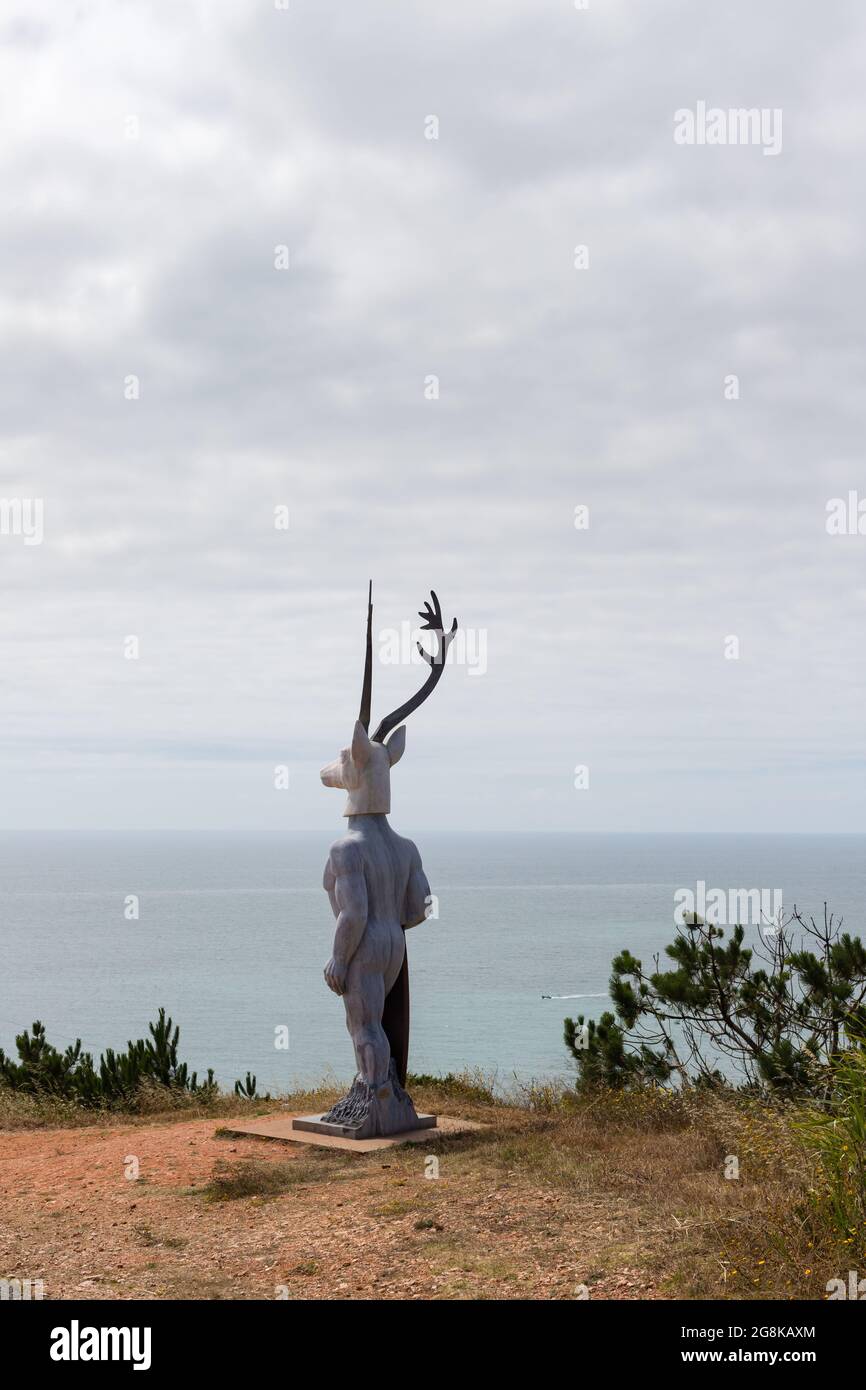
541,992,608,1000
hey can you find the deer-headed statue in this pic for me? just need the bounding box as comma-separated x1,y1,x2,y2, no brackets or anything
313,584,457,1139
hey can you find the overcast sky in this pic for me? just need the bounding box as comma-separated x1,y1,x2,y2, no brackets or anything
1,0,865,834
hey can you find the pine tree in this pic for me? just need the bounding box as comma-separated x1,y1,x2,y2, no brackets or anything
565,906,866,1096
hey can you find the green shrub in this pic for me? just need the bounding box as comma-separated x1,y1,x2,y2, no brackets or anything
0,1008,216,1109
795,1047,866,1241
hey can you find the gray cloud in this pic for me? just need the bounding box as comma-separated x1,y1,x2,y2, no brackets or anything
1,0,865,832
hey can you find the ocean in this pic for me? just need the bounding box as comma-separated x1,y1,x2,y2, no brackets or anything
2,831,864,1093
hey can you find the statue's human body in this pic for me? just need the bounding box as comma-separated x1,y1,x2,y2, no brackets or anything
317,589,455,1138
323,812,429,1085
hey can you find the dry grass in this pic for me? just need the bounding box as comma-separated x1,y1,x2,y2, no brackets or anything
205,1158,323,1201
204,1150,356,1202
688,1090,866,1301
0,1071,859,1300
198,1078,845,1298
403,1079,862,1300
0,1078,342,1133
0,1087,90,1131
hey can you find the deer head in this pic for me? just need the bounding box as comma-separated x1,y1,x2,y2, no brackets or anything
320,583,458,816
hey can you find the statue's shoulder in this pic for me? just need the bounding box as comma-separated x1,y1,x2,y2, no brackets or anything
389,827,423,869
327,834,365,876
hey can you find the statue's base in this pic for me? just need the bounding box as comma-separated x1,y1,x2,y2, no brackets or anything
220,1112,483,1153
293,1110,437,1140
311,1061,429,1140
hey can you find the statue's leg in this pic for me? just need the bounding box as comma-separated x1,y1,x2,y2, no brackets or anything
317,939,428,1138
342,965,389,1086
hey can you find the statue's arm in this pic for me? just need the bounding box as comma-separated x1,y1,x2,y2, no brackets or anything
323,842,368,995
402,848,431,930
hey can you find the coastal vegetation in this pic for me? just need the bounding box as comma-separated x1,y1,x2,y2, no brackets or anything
564,906,866,1093
1,928,865,1300
564,905,866,1298
0,1008,254,1112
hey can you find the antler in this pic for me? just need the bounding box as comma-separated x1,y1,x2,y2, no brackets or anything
358,580,373,731
371,590,458,744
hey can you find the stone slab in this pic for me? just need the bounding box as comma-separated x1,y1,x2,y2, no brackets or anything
219,1112,484,1152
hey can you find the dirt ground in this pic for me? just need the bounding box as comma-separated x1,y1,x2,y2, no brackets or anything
0,1099,673,1301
